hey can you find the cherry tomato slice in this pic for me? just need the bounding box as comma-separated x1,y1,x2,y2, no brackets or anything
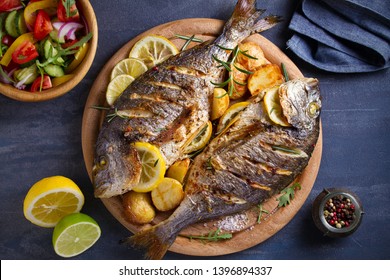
31,75,52,92
33,10,53,40
11,40,39,64
0,0,22,12
57,1,80,22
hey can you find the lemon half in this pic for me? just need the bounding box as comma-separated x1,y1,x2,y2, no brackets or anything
23,176,84,228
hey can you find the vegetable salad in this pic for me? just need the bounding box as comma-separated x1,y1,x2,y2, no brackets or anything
0,0,92,92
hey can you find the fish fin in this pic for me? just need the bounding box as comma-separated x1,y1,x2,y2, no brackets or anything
122,225,174,260
220,0,281,42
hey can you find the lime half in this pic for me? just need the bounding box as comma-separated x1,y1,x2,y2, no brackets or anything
52,213,101,258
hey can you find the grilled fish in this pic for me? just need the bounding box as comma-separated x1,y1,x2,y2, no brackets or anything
125,77,321,259
93,0,280,198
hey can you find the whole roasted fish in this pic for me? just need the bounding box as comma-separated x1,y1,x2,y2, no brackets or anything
93,0,280,198
125,77,321,259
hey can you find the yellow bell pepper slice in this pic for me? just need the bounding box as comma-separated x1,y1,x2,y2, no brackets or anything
0,33,36,67
52,74,74,87
24,0,58,29
65,42,89,73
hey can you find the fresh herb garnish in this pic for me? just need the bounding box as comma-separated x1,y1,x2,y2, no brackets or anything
91,105,130,123
179,228,232,242
257,203,270,223
212,45,256,97
281,63,289,81
205,157,213,170
276,182,301,207
175,34,204,51
153,159,159,167
271,145,300,155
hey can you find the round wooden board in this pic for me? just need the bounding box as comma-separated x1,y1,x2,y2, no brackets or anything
82,18,323,257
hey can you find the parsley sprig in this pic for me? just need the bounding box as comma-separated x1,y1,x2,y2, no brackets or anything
276,182,302,207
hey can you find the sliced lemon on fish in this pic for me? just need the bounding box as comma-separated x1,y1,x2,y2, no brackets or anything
52,213,101,258
110,57,148,81
183,121,213,154
132,142,166,193
216,101,250,134
129,35,179,68
211,88,230,121
106,74,134,106
263,86,290,127
23,176,85,228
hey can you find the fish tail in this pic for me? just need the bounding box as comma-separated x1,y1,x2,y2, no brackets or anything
122,224,174,260
219,0,281,43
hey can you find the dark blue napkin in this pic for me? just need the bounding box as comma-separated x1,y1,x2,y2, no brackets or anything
286,0,390,73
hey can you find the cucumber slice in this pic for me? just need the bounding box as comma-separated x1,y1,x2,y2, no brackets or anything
49,30,65,44
43,40,65,65
5,10,19,38
44,64,65,77
14,64,39,85
15,10,27,37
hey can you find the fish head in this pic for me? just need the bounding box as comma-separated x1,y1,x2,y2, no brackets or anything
279,78,321,131
92,130,142,198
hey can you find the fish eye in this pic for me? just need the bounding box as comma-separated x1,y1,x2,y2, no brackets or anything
307,102,320,118
99,156,107,167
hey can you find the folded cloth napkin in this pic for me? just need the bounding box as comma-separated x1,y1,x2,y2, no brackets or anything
286,0,390,73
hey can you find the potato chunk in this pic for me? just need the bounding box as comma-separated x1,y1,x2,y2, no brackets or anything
248,64,284,97
228,62,249,100
166,158,191,184
122,191,155,224
151,178,185,212
237,41,268,71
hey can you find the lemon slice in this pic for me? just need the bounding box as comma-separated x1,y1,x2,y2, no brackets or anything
211,88,230,121
129,35,179,68
23,176,84,228
216,101,250,134
263,86,290,127
52,213,101,258
110,57,148,81
184,121,213,154
106,74,134,106
132,142,166,192
151,178,185,211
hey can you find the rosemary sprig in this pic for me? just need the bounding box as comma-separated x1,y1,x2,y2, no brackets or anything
205,157,214,170
91,105,129,123
212,45,255,97
257,203,270,223
179,228,232,242
281,63,289,81
271,145,301,155
175,34,204,51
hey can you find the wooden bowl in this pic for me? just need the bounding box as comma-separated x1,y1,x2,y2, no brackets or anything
0,0,98,102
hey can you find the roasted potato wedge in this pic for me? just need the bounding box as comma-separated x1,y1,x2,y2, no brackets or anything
122,191,156,224
228,62,249,100
248,64,284,97
166,158,191,184
151,178,185,212
237,41,268,71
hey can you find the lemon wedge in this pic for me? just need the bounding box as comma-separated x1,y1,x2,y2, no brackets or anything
216,101,250,134
110,57,148,81
23,176,85,228
52,213,101,258
106,74,134,106
129,35,179,68
132,142,166,192
263,86,290,127
211,88,230,121
184,121,213,154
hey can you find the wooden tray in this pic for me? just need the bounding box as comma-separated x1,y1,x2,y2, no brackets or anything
81,18,322,257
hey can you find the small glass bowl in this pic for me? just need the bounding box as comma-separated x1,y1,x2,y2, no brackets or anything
312,188,364,237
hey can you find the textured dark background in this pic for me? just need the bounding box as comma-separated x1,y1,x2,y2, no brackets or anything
1,0,389,259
